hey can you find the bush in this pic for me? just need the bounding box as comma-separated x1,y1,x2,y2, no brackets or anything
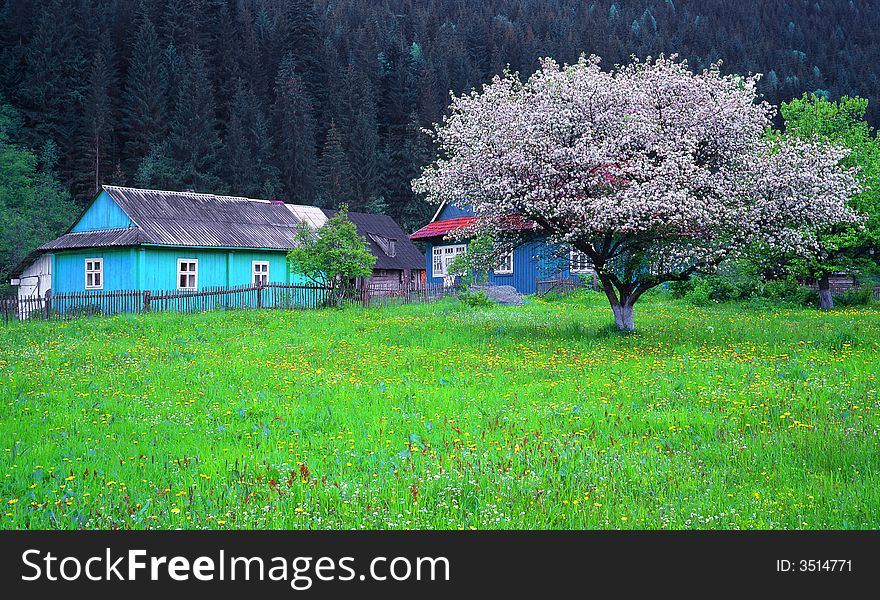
836,283,876,307
669,271,819,308
459,289,493,308
760,279,818,307
667,267,763,304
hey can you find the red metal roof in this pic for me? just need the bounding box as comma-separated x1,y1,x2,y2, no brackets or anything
410,216,476,239
410,215,537,240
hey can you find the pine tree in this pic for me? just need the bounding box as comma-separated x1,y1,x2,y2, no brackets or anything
122,11,167,173
225,79,280,198
318,122,354,209
78,48,118,197
400,111,434,230
347,76,381,212
169,48,222,191
15,0,86,168
377,41,416,221
278,0,326,132
274,55,319,204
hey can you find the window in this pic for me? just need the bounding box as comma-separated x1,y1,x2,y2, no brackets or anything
252,261,269,286
432,244,466,278
570,250,594,274
495,251,514,275
85,258,103,290
177,259,198,290
369,234,397,258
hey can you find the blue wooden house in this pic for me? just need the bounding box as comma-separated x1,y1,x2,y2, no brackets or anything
9,186,424,298
410,202,595,294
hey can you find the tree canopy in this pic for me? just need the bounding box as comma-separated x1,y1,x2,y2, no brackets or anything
415,55,863,330
774,93,880,309
287,207,376,303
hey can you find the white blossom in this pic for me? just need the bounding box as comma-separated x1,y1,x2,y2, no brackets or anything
413,55,864,329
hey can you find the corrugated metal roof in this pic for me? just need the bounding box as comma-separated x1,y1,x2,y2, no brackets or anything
286,204,328,229
409,217,476,240
103,186,302,249
322,209,425,271
38,227,143,250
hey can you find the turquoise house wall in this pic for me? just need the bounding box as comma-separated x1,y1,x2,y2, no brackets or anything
53,248,137,293
136,247,304,290
53,246,306,293
71,191,135,232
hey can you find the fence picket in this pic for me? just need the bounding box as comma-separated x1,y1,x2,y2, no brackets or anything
1,280,465,324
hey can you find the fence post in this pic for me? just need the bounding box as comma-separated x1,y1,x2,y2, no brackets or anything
43,289,52,319
256,284,263,309
143,290,151,313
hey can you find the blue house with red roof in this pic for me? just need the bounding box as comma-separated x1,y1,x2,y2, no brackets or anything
409,202,596,294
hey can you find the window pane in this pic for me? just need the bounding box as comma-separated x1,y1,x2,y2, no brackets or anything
188,274,196,288
95,273,101,286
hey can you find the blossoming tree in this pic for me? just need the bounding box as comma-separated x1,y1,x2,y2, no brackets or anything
413,55,864,330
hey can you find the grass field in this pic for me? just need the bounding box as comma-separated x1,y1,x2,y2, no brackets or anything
1,292,878,530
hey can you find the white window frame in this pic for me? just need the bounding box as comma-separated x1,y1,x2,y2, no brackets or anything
570,250,594,274
177,258,198,290
85,258,104,290
494,251,514,275
252,260,269,286
432,244,467,278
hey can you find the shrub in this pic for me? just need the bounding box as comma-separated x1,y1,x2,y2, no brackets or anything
459,289,493,308
836,283,876,307
760,279,818,306
669,263,822,308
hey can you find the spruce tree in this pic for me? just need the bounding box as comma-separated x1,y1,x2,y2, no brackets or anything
318,122,354,209
169,48,222,191
274,55,319,204
122,11,167,173
225,79,280,198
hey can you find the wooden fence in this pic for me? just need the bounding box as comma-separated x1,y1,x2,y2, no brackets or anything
1,281,459,324
806,281,880,299
536,276,594,296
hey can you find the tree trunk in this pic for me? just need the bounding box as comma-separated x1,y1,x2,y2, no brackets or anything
818,273,834,311
611,302,635,332
597,273,637,332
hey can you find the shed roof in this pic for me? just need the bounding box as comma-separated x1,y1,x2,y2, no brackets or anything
323,209,425,271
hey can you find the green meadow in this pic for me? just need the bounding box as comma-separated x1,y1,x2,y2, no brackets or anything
0,292,878,529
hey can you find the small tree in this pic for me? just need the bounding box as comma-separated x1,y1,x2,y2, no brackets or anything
775,93,880,310
414,55,864,331
287,207,376,305
445,234,499,287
